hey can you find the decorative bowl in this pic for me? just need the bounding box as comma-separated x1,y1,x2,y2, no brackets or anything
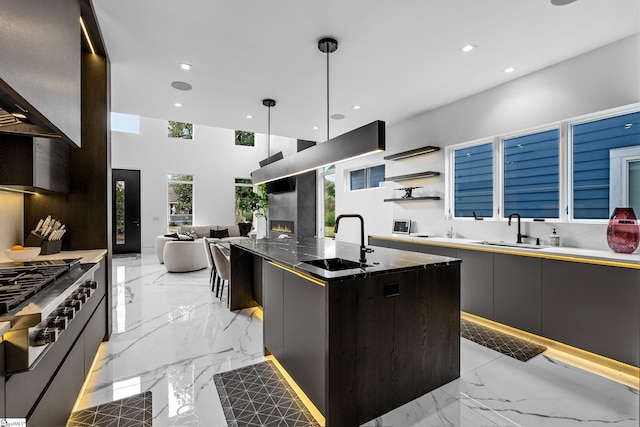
4,247,41,262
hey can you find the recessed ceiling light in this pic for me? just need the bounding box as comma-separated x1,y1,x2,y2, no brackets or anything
174,103,182,107
503,66,516,73
330,113,345,120
351,105,361,110
171,81,192,91
180,62,192,70
246,114,253,119
460,44,477,53
313,126,319,130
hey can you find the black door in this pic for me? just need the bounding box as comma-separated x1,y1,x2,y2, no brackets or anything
112,169,141,254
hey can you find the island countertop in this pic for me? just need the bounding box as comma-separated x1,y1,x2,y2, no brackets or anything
231,237,460,281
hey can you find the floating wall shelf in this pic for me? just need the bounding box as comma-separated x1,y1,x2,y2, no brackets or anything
385,171,440,181
383,145,440,161
384,196,441,202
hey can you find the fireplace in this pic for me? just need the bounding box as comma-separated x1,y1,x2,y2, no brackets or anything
270,220,295,235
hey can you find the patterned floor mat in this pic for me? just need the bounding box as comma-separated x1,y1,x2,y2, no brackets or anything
461,318,546,362
66,391,152,427
214,361,319,427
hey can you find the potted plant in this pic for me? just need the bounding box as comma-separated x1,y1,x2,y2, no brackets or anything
236,184,268,237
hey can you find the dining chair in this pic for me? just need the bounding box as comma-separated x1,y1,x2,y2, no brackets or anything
211,243,231,305
202,238,218,291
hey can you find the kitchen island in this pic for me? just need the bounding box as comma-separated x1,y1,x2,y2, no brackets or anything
230,238,461,426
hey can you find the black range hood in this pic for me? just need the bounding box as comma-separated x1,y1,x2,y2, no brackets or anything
0,81,64,141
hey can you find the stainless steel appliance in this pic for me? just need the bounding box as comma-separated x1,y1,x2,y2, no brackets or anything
0,259,100,373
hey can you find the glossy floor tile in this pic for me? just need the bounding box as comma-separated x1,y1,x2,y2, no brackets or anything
74,252,639,427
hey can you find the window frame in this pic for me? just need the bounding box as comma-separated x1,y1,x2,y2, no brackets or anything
499,124,561,220
447,103,640,224
567,105,640,222
447,138,497,220
346,163,386,192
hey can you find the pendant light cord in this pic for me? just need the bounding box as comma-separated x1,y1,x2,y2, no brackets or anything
326,48,330,141
267,105,271,164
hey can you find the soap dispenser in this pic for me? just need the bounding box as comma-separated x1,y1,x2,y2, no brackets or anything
550,228,560,247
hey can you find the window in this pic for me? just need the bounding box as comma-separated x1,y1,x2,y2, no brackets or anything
319,165,336,237
111,112,140,134
449,104,640,222
168,174,193,229
168,121,193,139
571,111,640,219
453,142,493,218
348,164,385,191
235,130,255,146
235,178,255,223
503,128,559,219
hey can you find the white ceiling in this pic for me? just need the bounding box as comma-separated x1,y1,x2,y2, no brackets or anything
93,0,639,142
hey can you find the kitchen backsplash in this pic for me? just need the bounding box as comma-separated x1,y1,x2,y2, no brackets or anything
0,191,24,252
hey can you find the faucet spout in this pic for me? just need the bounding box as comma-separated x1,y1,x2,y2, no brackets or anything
508,213,527,244
334,214,370,263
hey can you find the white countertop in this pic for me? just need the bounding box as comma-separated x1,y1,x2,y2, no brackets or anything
371,234,640,269
0,249,107,264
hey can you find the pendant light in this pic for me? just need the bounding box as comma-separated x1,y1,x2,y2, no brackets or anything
252,36,385,185
318,37,338,141
262,98,276,165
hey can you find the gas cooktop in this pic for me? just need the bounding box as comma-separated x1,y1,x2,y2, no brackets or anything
0,258,81,314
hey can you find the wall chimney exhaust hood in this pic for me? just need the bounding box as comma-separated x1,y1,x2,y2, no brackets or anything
252,120,385,184
0,81,65,142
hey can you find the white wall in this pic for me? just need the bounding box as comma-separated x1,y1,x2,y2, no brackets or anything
335,34,640,250
111,117,295,249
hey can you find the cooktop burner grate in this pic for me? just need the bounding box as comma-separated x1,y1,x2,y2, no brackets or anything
0,263,73,314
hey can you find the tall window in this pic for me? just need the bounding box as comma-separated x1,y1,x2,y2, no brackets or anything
349,164,385,191
168,174,193,229
572,111,640,219
453,142,493,218
503,129,559,219
319,165,336,237
235,178,255,223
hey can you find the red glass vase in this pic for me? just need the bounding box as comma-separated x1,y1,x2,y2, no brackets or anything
606,208,639,254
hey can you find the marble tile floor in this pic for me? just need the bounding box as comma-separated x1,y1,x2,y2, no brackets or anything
73,252,639,427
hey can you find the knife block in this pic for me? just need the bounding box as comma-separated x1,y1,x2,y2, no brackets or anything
25,231,62,254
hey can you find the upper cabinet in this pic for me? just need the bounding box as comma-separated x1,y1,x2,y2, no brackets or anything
383,145,442,202
0,0,81,147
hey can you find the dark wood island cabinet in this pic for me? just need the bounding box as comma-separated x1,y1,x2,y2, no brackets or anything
231,238,461,426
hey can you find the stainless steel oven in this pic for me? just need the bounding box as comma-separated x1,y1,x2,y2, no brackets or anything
0,259,100,373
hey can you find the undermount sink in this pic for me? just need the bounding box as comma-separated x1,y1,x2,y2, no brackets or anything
478,241,546,250
302,258,371,271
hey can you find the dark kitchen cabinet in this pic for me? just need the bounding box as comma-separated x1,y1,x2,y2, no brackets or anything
494,253,541,334
417,244,457,258
368,237,389,248
0,0,82,146
541,259,640,366
0,135,70,193
458,249,494,319
262,261,285,360
261,262,326,413
387,240,418,252
28,335,85,427
0,342,4,417
282,270,326,414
